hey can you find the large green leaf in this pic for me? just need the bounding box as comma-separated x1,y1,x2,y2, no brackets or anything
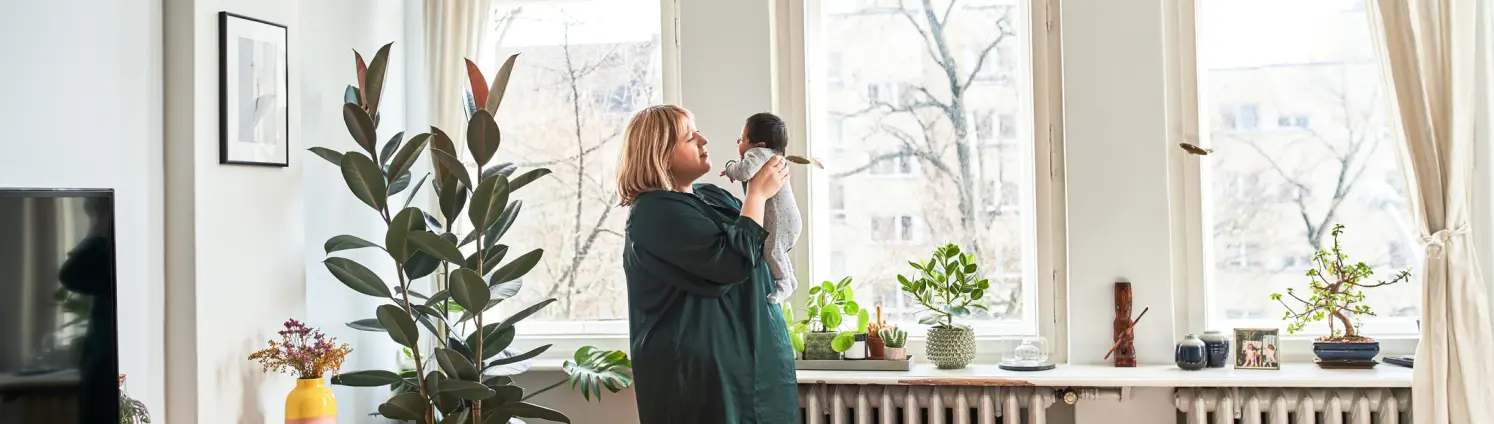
465,58,490,109
466,109,501,166
562,346,633,402
490,278,522,300
387,170,412,196
340,152,387,211
486,344,551,371
323,258,391,298
498,402,569,424
468,175,510,235
409,231,465,264
429,127,461,188
364,42,393,118
346,318,385,332
480,162,518,182
438,380,496,400
483,349,531,376
466,244,508,273
377,304,420,348
483,201,523,249
308,147,344,166
496,298,556,331
437,179,469,230
386,207,420,261
342,103,378,158
436,348,480,381
466,323,518,361
432,149,474,193
508,168,552,193
324,234,381,254
489,248,542,286
377,392,427,421
379,131,404,165
830,331,855,352
819,308,842,330
331,370,401,387
404,251,441,280
449,269,490,313
484,53,520,114
390,133,431,185
343,84,361,107
789,332,805,352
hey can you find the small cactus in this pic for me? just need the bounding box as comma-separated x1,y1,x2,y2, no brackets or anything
880,326,907,348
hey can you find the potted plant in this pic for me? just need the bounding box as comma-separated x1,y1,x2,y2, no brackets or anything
866,305,887,360
880,326,908,361
786,277,869,360
311,43,632,422
1271,224,1412,361
899,243,988,369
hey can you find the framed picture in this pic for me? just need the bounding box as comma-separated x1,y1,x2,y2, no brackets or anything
219,12,289,167
1233,328,1281,370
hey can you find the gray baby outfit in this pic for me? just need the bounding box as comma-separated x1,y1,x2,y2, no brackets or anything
723,147,800,304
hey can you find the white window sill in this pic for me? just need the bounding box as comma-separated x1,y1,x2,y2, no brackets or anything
794,363,1411,388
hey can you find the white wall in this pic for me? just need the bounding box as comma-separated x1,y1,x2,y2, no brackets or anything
0,0,166,415
164,0,410,422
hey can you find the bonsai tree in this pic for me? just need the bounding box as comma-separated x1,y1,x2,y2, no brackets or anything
1271,224,1413,342
312,43,631,423
786,277,869,356
898,243,990,328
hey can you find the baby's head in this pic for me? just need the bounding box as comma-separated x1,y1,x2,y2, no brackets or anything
738,112,788,156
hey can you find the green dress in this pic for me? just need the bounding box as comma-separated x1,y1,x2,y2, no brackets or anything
624,184,800,423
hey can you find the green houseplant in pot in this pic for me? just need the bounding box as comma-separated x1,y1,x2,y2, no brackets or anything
786,277,869,360
1271,224,1412,361
879,326,908,361
313,43,632,423
899,243,988,369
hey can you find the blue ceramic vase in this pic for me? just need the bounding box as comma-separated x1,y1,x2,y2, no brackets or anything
1200,330,1230,368
1175,334,1208,370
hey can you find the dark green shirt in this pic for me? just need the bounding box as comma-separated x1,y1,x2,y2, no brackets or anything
624,184,799,423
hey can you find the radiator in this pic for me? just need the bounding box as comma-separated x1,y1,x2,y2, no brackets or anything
1174,388,1412,424
800,384,1055,424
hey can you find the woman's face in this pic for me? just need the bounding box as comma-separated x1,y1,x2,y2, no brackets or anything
667,112,711,186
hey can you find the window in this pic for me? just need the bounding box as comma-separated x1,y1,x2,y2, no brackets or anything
463,0,663,336
1195,0,1419,337
827,52,845,88
829,180,847,220
870,215,920,243
808,0,1046,337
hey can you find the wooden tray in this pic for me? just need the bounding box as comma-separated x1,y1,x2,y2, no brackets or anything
796,355,915,371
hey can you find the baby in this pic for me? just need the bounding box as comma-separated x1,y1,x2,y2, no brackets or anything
722,113,819,304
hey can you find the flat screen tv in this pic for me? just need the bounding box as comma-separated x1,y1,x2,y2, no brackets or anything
0,189,118,423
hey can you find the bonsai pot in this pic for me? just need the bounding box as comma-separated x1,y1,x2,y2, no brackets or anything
803,332,841,360
926,326,976,369
1313,340,1380,361
867,333,886,360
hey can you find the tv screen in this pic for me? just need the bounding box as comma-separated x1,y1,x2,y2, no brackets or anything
0,189,118,424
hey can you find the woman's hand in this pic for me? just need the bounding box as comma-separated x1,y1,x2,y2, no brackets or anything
747,156,790,198
739,156,789,226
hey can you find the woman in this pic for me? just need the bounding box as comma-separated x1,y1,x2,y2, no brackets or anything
617,105,799,423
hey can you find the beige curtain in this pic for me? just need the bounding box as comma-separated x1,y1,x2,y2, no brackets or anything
425,0,494,139
1367,0,1494,422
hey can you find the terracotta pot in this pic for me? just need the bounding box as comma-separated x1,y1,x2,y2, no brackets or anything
867,334,886,360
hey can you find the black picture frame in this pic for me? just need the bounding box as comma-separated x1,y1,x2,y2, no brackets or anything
218,12,290,167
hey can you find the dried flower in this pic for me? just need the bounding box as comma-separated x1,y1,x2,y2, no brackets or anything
248,319,353,379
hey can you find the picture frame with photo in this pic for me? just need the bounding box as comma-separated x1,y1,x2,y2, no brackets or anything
1233,328,1281,370
219,12,290,167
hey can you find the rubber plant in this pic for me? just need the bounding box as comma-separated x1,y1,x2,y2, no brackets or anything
311,42,632,424
1271,224,1413,341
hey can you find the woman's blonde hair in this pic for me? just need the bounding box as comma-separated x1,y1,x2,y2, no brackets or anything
617,104,692,206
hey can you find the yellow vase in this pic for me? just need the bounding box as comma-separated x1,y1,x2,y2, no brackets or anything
285,378,337,424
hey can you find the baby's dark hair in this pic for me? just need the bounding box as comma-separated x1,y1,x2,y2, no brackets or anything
744,112,789,153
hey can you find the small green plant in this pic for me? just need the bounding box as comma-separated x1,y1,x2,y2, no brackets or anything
879,327,907,348
119,374,150,423
1271,224,1412,341
786,277,869,354
898,244,990,329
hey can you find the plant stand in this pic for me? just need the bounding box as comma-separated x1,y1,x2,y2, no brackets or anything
795,355,915,371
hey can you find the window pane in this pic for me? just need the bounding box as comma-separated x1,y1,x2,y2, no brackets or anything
467,0,662,331
1199,0,1420,336
811,0,1038,334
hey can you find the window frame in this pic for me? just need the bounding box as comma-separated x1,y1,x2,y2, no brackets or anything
785,0,1068,363
1166,0,1418,360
